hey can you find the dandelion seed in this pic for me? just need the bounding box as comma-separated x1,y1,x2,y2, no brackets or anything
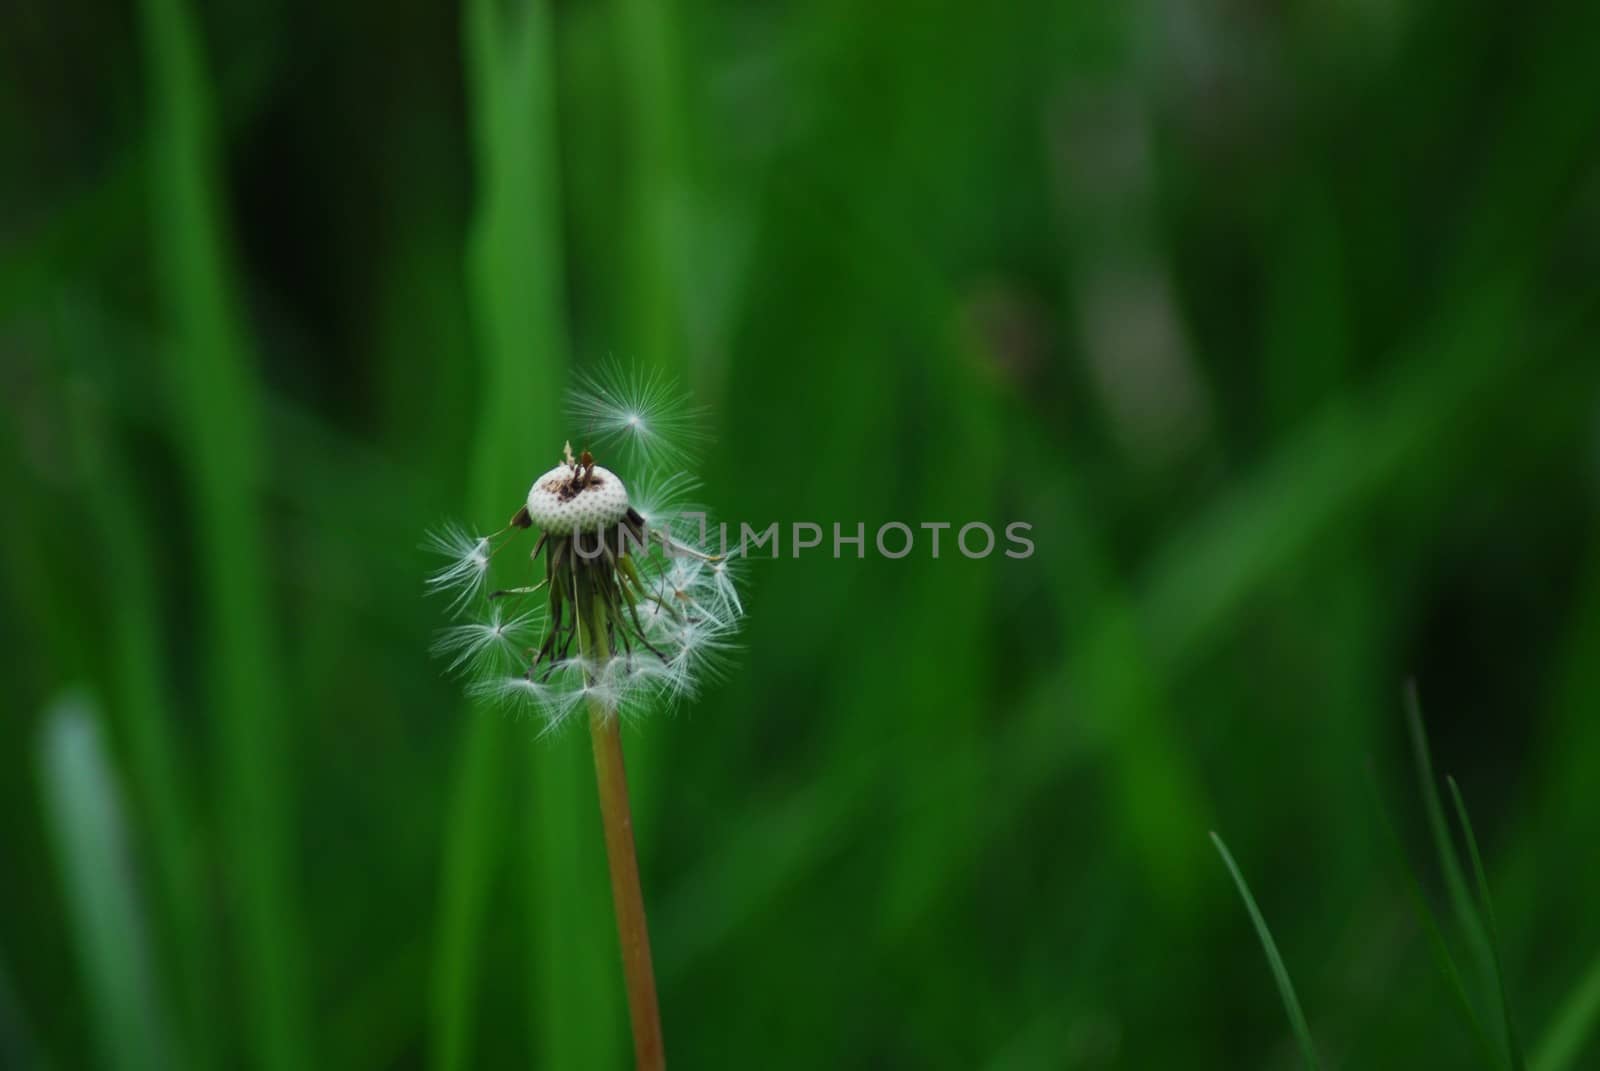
661,612,738,699
567,362,706,469
627,471,704,543
702,551,746,619
602,657,677,720
424,523,494,614
431,604,540,675
470,675,583,734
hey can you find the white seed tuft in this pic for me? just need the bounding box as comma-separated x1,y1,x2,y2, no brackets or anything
431,604,540,676
661,612,738,699
567,363,706,468
423,524,493,615
626,471,704,540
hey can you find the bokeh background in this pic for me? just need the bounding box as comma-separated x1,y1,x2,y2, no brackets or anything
5,0,1600,1067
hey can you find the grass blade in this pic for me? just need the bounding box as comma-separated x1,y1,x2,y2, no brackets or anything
138,0,309,1063
1533,951,1600,1071
1210,832,1321,1070
1448,777,1527,1071
37,691,177,1071
431,1,619,1068
429,710,510,1071
1366,769,1499,1066
613,0,691,375
0,948,46,1070
63,313,219,1071
1406,683,1494,979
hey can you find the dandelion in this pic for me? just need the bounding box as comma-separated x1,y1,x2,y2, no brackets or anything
424,366,744,1071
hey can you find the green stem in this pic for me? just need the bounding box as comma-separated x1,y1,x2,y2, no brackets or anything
585,597,665,1070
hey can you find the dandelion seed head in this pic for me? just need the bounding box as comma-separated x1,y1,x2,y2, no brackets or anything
428,364,743,732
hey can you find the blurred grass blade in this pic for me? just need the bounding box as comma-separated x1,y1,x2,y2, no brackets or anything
1210,833,1320,1070
63,314,219,1071
429,713,509,1071
0,954,45,1070
1406,683,1493,977
1533,952,1600,1071
137,0,310,1064
431,0,619,1068
38,691,177,1071
613,0,690,375
1448,777,1526,1071
1366,769,1498,1066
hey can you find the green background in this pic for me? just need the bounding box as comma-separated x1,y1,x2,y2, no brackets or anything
4,0,1600,1067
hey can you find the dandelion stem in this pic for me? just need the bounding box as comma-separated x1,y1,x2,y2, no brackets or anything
585,599,665,1069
